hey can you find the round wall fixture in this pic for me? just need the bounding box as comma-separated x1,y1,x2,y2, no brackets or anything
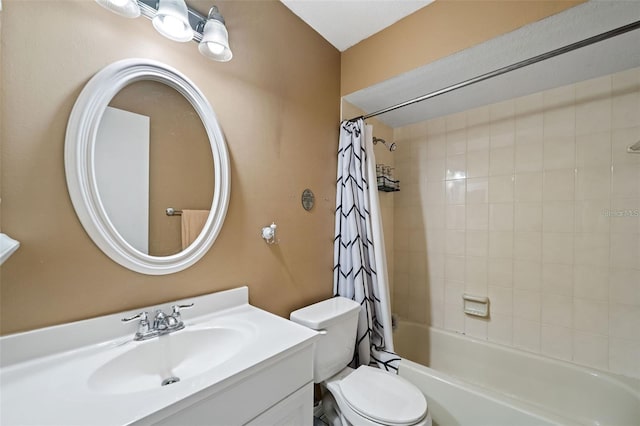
301,189,315,211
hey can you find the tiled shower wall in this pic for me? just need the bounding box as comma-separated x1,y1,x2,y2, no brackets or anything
392,67,640,378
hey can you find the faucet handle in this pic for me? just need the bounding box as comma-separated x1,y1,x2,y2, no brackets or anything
122,311,152,340
172,303,194,315
122,311,148,323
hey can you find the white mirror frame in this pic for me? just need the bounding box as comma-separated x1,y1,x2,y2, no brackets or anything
65,58,230,275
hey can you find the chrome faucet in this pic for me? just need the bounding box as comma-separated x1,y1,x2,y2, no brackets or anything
122,303,194,341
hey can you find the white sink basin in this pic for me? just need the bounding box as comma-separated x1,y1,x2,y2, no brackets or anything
88,327,251,394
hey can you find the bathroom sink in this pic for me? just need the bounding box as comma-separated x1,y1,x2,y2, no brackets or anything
88,327,251,394
0,287,319,426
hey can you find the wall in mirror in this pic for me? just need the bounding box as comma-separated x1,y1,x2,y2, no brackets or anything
104,81,214,256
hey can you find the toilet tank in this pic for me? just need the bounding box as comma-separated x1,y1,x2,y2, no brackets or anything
290,297,360,383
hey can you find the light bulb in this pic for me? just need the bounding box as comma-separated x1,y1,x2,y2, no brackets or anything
95,0,140,18
198,18,232,61
152,0,193,42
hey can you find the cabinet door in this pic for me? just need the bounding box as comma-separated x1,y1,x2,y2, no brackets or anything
245,383,314,426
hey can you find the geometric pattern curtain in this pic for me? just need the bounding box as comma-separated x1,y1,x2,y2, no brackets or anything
333,118,401,373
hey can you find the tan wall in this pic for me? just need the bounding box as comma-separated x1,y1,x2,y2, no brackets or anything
341,0,586,96
0,0,340,334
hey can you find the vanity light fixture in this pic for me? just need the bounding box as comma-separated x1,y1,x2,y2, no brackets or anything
96,0,141,18
198,6,232,62
152,0,193,42
94,0,233,61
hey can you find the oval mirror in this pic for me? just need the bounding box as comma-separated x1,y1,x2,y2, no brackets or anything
65,58,230,275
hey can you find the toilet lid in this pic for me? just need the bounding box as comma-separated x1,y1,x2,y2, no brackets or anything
340,366,427,425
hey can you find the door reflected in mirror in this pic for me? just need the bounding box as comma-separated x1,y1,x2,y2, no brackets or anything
96,80,214,256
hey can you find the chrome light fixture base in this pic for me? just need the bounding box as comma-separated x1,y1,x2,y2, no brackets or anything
95,0,233,61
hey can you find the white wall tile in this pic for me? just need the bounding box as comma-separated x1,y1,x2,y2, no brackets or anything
446,204,466,230
610,268,640,306
609,338,640,377
573,331,608,370
513,260,542,291
515,172,543,202
575,199,610,233
573,265,608,301
490,203,514,231
489,285,513,314
612,164,640,199
544,136,576,170
444,303,465,333
542,233,574,265
543,201,575,233
542,263,573,296
575,167,611,201
466,149,490,178
466,177,489,204
465,316,488,339
488,312,513,345
444,281,464,307
446,129,466,156
609,303,640,341
513,318,541,353
465,256,488,290
515,203,543,232
513,289,541,321
489,232,514,259
466,203,488,230
466,231,489,257
514,231,542,261
541,325,572,361
574,233,610,267
610,233,640,269
393,66,640,378
446,154,467,180
515,142,544,172
488,258,513,288
445,179,466,204
490,147,515,175
489,175,515,203
444,230,465,256
574,298,608,335
445,255,465,283
423,158,446,182
543,169,575,201
542,294,573,328
576,132,611,168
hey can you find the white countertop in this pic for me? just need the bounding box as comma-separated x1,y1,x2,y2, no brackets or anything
0,287,318,426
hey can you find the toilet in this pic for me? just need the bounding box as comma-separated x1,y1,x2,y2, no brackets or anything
290,297,431,426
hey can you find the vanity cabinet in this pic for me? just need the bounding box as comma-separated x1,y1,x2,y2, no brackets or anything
146,344,315,426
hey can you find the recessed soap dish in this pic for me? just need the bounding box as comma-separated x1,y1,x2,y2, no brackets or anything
463,294,489,317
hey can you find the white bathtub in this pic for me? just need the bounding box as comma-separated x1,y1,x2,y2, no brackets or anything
393,321,640,426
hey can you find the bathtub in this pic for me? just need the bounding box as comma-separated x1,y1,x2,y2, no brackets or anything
393,320,640,426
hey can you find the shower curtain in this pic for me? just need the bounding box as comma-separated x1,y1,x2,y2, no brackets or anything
333,118,400,373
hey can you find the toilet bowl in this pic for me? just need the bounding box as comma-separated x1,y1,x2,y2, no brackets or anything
290,297,431,426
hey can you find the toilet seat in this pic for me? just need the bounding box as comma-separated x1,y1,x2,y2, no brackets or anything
340,366,427,425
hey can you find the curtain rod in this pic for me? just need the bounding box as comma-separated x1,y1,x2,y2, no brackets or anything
349,20,640,122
